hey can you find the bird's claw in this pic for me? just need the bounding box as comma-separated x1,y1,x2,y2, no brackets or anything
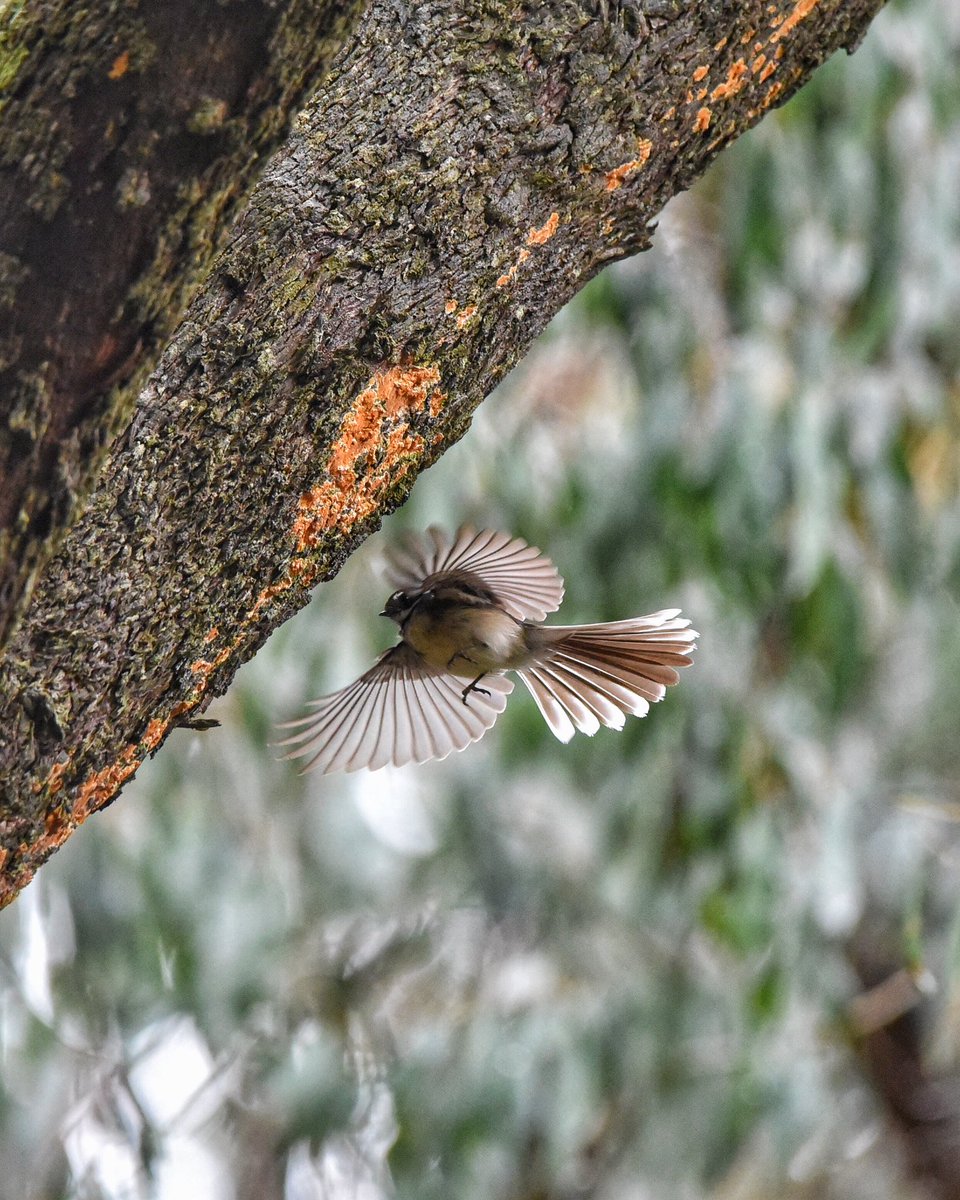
461,677,490,704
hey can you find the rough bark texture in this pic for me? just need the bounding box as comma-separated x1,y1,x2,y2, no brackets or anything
0,0,885,906
0,0,364,646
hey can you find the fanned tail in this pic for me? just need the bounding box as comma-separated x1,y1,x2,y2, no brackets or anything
515,609,697,743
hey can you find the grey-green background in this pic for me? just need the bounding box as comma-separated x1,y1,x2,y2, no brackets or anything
4,1,960,1195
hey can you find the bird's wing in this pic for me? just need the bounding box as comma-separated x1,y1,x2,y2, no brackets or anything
384,525,564,621
275,643,514,775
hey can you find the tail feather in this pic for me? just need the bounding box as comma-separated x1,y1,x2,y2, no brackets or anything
525,665,607,739
516,611,697,743
549,653,655,713
519,667,585,742
555,645,687,690
551,650,664,706
541,657,638,729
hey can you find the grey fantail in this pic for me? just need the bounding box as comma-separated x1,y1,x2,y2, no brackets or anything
277,526,697,774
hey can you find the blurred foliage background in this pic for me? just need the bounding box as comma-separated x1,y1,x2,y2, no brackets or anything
4,1,960,1196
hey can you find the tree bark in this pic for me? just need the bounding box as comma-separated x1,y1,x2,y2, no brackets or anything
0,0,885,906
0,0,364,645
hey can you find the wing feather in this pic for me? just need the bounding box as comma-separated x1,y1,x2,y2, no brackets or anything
384,525,564,620
276,644,513,775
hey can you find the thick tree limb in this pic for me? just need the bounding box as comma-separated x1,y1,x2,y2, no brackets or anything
0,0,885,905
0,0,364,644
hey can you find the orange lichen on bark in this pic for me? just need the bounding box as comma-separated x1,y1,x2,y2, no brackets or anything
190,632,237,681
74,745,142,821
1,866,34,910
495,211,562,289
692,65,709,83
455,304,478,326
444,299,458,314
172,597,277,708
385,425,427,461
328,395,382,476
54,706,175,828
9,798,84,901
496,249,530,288
714,35,729,51
143,718,170,751
44,807,65,834
771,0,819,40
44,807,67,835
711,59,748,101
290,485,339,547
108,51,130,79
527,212,559,246
604,139,653,192
172,640,234,725
39,806,74,857
605,161,641,191
381,365,442,417
679,3,813,136
43,759,72,797
293,436,427,547
291,365,442,550
10,363,447,867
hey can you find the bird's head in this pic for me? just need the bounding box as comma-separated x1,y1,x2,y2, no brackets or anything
381,588,421,624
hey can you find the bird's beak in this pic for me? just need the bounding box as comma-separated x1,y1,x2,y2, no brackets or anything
379,609,388,617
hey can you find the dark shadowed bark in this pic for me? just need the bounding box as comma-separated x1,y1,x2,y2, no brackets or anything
0,0,885,906
0,0,364,643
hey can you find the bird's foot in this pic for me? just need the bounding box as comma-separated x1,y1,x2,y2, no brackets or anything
461,676,490,704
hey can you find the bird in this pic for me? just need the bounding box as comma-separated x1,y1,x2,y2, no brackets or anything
276,525,697,774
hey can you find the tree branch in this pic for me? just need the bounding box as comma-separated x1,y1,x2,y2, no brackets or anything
0,0,886,905
0,0,364,644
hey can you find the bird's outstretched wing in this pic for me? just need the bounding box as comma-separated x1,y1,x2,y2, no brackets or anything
384,525,564,621
275,643,514,775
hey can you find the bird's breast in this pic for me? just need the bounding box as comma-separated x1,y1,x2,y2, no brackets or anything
403,602,531,676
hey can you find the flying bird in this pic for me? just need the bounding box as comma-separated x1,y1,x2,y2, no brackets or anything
277,526,697,774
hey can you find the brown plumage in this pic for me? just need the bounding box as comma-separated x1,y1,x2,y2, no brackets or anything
276,526,697,774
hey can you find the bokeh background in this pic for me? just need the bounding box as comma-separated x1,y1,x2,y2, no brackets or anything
4,1,960,1195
